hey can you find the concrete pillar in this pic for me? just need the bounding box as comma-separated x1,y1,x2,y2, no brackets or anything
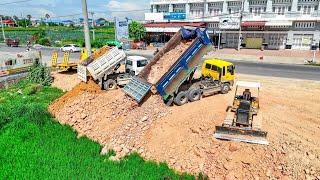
186,3,190,19
243,0,249,13
205,2,209,17
169,4,173,13
266,0,273,12
291,0,298,12
318,1,320,13
222,0,228,14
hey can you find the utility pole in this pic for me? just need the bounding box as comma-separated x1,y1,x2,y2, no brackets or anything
1,17,5,42
90,12,95,41
81,0,91,56
237,0,245,51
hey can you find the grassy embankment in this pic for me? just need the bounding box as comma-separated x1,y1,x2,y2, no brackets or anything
0,81,197,179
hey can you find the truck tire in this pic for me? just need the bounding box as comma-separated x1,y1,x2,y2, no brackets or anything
174,91,188,106
221,83,230,94
188,88,201,102
104,79,117,90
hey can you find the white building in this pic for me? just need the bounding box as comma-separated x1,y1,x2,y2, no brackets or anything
145,0,320,50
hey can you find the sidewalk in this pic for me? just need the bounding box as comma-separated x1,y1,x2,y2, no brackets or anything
206,48,320,65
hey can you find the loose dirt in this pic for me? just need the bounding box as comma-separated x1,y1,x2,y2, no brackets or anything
51,71,81,92
49,73,320,179
147,40,193,84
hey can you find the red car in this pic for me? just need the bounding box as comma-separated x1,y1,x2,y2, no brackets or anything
5,38,19,47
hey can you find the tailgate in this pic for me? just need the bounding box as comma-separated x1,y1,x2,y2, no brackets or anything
77,65,88,82
123,76,152,103
87,47,126,80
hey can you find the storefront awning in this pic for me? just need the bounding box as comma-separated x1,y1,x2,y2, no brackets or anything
241,21,266,27
265,21,292,27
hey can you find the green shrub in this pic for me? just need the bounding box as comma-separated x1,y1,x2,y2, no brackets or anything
23,84,43,95
36,37,51,46
27,63,53,86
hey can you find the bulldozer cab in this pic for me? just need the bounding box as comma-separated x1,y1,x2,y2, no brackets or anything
202,59,235,83
233,81,260,110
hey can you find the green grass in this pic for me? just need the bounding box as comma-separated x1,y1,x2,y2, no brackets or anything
0,81,197,179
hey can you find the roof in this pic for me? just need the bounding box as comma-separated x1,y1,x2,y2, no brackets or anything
144,22,206,28
265,21,292,27
127,56,147,61
236,81,261,88
242,21,266,27
204,59,233,68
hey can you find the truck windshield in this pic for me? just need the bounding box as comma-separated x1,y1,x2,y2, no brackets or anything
137,60,148,67
126,60,133,66
227,65,234,75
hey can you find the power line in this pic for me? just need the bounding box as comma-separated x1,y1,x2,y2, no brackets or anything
0,0,32,6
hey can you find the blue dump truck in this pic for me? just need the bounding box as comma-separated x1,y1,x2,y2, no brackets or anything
123,27,233,106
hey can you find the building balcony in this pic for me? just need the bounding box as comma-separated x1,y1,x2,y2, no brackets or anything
243,11,320,21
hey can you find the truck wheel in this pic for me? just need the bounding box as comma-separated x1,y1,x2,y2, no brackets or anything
188,88,201,102
104,79,117,90
174,91,188,106
221,83,230,94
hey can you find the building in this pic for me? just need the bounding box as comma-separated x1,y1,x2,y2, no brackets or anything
1,19,15,27
145,0,320,50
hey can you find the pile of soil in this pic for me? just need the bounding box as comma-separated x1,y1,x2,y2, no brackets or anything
49,72,320,179
49,80,102,116
49,86,169,160
51,72,81,92
147,40,193,84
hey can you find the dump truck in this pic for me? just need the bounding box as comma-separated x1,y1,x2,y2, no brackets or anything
214,81,268,145
123,27,234,106
78,47,149,90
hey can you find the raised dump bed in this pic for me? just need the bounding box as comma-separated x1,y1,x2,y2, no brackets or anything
123,27,213,104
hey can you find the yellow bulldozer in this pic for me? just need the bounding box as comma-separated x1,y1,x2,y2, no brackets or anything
214,81,268,145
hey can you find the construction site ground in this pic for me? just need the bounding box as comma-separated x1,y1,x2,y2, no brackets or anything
49,72,320,180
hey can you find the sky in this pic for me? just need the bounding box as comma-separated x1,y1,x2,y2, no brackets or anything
0,0,150,21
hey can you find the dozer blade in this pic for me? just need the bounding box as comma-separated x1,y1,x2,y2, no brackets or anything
214,126,269,145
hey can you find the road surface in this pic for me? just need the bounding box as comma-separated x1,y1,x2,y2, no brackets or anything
1,45,319,81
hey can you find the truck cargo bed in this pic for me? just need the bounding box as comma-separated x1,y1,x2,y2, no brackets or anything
124,28,212,103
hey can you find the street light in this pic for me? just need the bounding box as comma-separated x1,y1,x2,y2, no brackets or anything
237,0,245,51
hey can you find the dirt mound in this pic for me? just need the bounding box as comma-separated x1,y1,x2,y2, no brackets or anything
49,80,101,116
147,40,193,84
49,72,320,179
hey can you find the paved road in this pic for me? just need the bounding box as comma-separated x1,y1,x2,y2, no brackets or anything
1,45,319,81
127,51,320,81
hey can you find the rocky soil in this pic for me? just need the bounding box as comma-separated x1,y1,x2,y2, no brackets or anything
49,73,320,179
147,40,193,84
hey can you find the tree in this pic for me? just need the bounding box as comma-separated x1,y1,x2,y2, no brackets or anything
26,14,31,20
129,21,146,41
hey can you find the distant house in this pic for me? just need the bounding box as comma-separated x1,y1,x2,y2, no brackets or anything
1,19,15,27
62,20,74,27
95,18,109,27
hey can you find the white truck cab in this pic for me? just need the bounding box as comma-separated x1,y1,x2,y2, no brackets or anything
125,56,148,76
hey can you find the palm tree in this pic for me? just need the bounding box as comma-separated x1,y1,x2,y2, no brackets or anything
45,14,50,19
26,14,31,21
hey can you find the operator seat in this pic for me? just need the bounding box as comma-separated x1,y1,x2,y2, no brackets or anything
243,89,251,101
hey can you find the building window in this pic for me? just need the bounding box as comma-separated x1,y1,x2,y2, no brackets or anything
315,6,318,11
288,6,291,11
273,7,276,12
298,6,301,11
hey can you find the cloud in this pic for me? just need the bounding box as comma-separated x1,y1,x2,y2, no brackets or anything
106,0,148,20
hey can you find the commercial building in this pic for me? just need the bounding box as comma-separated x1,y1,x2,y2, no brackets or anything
145,0,320,50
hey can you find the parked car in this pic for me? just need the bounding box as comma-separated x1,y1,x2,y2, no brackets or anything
5,38,19,47
60,44,81,52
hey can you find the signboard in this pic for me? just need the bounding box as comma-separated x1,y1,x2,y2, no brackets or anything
219,17,240,30
115,18,129,41
145,13,164,21
164,12,186,20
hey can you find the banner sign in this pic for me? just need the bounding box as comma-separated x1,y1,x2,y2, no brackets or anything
219,17,240,30
164,12,186,20
115,18,129,41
